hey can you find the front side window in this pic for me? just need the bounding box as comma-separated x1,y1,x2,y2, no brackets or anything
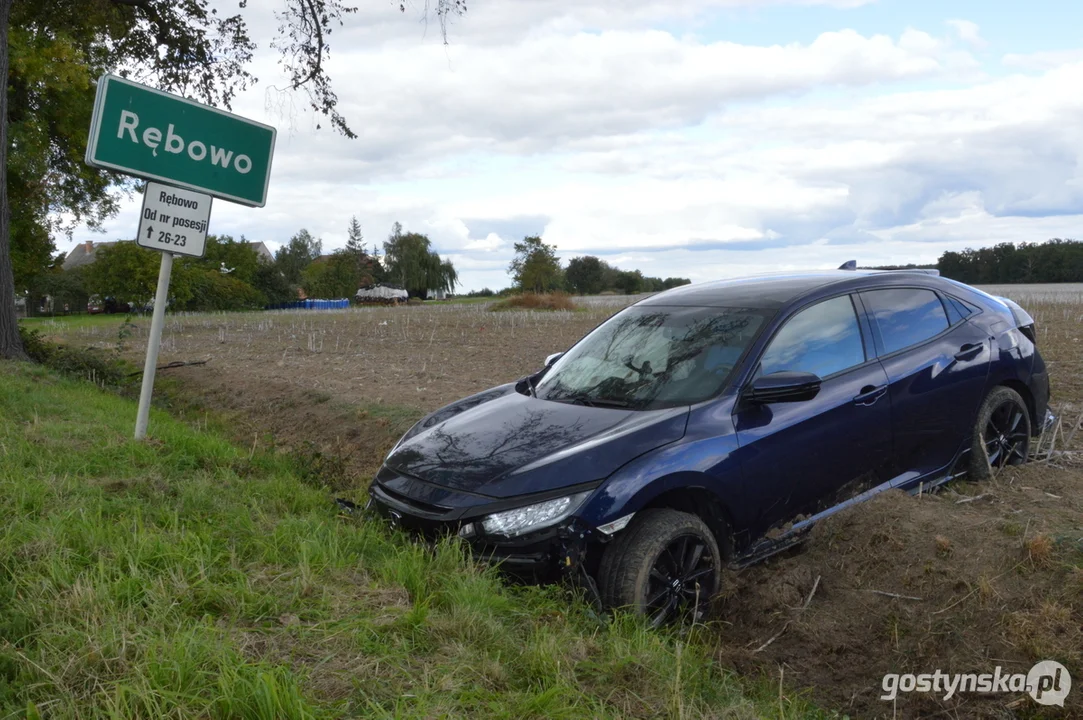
536,306,769,410
758,295,866,378
862,288,949,355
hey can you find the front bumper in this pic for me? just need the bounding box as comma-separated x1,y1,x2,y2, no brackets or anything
367,468,601,583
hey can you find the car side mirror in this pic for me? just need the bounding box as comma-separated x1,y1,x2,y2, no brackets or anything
747,371,822,404
545,352,564,367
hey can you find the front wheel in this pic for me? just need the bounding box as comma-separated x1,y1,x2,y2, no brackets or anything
968,386,1031,480
597,508,722,626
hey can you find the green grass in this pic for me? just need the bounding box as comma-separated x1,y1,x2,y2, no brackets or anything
0,361,839,719
438,296,499,305
19,314,146,332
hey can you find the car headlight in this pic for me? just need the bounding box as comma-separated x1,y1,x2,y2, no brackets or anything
480,491,592,538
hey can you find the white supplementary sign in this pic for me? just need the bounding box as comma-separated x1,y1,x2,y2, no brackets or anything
136,181,213,258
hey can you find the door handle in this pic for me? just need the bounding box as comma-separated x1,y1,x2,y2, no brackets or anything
853,384,887,406
954,342,983,361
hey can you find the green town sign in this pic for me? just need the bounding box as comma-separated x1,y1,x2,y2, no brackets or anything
85,74,277,207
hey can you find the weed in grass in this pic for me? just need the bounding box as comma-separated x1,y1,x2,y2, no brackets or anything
1023,534,1056,568
290,440,352,490
17,326,129,389
1003,601,1083,666
1000,520,1024,537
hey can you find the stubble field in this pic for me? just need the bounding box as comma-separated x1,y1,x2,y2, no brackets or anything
34,285,1083,718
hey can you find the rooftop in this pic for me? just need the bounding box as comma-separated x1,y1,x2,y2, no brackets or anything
636,269,939,309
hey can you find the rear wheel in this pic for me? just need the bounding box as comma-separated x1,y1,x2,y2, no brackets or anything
968,386,1031,480
598,508,722,626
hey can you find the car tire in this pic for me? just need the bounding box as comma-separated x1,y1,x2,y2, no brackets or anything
597,508,722,626
968,386,1031,480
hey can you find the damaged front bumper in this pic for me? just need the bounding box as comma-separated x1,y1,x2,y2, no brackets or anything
367,468,605,584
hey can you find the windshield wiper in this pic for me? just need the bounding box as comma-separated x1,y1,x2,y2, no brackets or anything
561,393,635,409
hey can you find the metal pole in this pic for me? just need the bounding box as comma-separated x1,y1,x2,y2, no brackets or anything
135,252,173,440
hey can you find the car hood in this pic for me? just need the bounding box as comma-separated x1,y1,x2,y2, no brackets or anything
384,386,689,498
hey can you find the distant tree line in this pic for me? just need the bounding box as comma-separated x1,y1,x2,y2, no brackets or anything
504,236,691,295
936,238,1083,284
24,219,459,315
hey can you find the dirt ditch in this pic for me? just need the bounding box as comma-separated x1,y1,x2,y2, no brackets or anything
716,464,1083,718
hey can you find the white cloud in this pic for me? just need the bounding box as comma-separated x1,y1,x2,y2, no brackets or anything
1003,49,1083,71
946,19,986,49
64,2,1083,293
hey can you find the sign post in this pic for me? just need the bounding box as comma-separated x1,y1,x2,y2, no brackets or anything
134,251,173,440
84,74,276,440
131,182,214,440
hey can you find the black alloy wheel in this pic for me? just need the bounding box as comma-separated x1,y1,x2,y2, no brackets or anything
598,508,723,627
643,533,716,626
984,401,1028,470
969,386,1032,480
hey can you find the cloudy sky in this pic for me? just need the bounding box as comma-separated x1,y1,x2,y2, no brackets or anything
69,0,1083,292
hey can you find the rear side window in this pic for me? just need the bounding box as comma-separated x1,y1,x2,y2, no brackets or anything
943,295,974,325
862,288,949,355
759,295,866,378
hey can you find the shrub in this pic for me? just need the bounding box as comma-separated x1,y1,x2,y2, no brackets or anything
17,326,127,387
182,270,267,312
489,292,578,311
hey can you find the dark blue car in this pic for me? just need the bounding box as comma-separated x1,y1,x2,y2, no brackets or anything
369,268,1052,625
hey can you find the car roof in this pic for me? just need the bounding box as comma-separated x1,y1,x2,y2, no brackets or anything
634,269,942,310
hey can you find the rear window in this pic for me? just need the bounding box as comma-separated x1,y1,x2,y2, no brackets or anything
861,288,949,355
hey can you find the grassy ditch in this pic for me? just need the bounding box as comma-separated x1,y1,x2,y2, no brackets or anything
0,361,838,719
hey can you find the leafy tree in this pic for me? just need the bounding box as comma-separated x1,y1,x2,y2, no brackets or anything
302,250,378,299
84,241,194,308
275,229,323,292
613,269,645,295
195,235,260,285
565,255,609,295
0,0,468,359
937,238,1083,284
382,225,458,298
34,268,90,315
509,236,563,293
253,261,293,306
26,252,87,315
180,270,265,312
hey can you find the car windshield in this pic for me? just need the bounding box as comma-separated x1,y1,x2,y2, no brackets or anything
535,305,769,410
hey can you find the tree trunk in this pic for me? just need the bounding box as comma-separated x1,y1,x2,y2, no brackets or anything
0,0,26,360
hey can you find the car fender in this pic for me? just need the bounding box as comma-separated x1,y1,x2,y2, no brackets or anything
579,430,749,542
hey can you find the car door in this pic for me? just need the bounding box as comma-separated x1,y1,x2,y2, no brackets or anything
857,287,992,482
733,294,894,537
